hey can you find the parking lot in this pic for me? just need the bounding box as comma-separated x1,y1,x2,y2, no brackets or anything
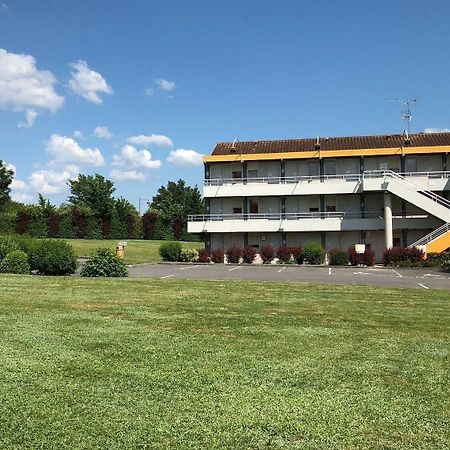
129,263,450,290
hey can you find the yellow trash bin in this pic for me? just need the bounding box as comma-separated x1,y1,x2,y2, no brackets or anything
116,245,125,259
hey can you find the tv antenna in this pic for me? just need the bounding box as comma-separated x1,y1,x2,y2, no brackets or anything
386,98,417,135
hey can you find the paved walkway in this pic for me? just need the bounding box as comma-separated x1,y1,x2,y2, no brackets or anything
128,264,450,290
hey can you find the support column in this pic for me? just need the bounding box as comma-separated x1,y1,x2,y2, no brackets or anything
242,161,248,184
281,232,287,247
319,195,325,216
360,193,365,219
281,196,286,219
384,192,393,249
360,230,366,244
204,163,210,180
400,155,406,173
402,229,408,248
280,160,285,182
243,232,249,248
206,234,211,253
243,197,248,220
205,198,210,215
360,156,364,174
321,231,326,248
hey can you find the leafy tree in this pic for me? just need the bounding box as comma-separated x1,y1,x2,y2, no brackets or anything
149,179,204,239
0,160,14,210
68,174,116,221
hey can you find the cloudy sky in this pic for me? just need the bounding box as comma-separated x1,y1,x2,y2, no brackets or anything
1,0,450,205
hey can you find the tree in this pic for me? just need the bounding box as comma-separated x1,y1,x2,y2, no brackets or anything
68,174,116,221
149,179,204,240
0,160,14,210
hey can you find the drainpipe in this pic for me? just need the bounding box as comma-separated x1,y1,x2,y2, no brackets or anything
384,192,393,249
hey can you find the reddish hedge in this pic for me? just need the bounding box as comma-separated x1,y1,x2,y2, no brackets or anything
242,246,256,264
260,245,275,263
382,247,424,266
198,248,210,263
211,248,224,263
226,246,242,264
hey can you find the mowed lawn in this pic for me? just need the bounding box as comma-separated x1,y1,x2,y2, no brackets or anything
0,276,449,449
68,239,204,264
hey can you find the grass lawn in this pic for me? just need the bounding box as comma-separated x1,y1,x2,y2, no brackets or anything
0,276,449,449
67,239,204,264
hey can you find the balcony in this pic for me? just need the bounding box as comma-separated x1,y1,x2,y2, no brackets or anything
203,171,450,198
187,211,441,234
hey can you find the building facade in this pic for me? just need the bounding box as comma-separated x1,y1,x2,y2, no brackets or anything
188,132,450,261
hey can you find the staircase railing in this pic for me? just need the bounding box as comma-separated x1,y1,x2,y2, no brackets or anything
363,170,450,209
408,222,450,248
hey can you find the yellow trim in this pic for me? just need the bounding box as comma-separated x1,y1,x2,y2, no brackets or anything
203,145,450,163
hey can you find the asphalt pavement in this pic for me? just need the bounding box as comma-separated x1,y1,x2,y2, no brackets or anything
128,263,450,290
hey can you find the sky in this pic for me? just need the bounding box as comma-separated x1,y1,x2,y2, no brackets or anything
1,0,450,207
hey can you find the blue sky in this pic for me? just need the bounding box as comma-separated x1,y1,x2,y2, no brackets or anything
1,0,449,206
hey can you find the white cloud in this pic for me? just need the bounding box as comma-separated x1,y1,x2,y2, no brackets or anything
144,87,154,97
94,125,113,139
113,144,161,169
73,130,84,139
11,192,33,203
127,133,173,147
109,169,146,182
46,134,105,167
424,127,450,133
11,178,27,190
17,108,37,128
29,167,78,195
5,162,16,173
69,60,113,104
0,48,64,126
155,79,176,91
167,149,203,167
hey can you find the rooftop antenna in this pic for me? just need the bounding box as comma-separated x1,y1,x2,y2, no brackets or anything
386,98,417,136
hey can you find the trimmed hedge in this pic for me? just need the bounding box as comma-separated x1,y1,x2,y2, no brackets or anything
198,248,210,263
159,241,182,262
226,246,242,264
242,246,256,264
382,247,424,267
0,250,30,274
348,245,376,266
301,241,325,265
260,245,275,264
211,248,224,263
80,248,128,277
329,248,349,266
179,248,199,262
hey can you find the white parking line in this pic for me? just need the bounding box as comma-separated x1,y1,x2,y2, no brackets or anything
228,266,242,272
179,265,200,270
392,269,403,278
328,268,332,275
418,283,429,290
278,267,286,273
160,274,175,279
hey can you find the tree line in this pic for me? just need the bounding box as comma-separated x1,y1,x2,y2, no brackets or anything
0,160,204,241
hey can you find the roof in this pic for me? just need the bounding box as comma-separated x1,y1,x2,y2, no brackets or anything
211,132,450,156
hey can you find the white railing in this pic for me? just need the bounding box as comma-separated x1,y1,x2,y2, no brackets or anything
363,170,450,209
408,222,450,248
204,170,450,186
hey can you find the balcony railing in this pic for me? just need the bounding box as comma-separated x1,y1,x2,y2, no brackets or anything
188,210,428,222
204,171,450,186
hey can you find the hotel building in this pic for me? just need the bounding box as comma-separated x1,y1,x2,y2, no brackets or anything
188,132,450,261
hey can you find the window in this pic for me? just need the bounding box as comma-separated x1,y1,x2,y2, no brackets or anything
324,159,336,176
232,171,242,179
326,205,336,212
393,237,401,248
309,207,319,212
308,160,319,177
406,157,417,173
250,200,259,214
233,207,242,214
247,169,258,179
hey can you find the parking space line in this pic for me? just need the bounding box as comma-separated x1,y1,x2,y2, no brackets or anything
392,269,403,278
418,283,429,290
228,266,242,272
179,265,200,270
160,274,175,279
278,267,286,273
328,268,332,275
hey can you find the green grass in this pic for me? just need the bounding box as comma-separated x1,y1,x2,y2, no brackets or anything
0,276,449,449
67,239,203,264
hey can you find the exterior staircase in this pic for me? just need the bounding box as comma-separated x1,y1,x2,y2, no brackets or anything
407,222,450,254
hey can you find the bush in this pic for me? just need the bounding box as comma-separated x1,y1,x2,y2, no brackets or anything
348,245,376,266
179,248,199,262
159,241,182,262
0,235,20,260
211,248,224,263
28,240,77,275
0,250,30,274
80,248,128,277
242,246,256,264
440,254,450,271
329,248,349,266
226,246,242,264
276,246,296,263
198,248,210,263
424,252,448,267
301,241,325,265
260,245,275,264
382,247,424,267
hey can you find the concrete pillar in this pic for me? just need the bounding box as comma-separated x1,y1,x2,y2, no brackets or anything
244,232,249,248
384,192,393,249
281,232,287,247
204,163,210,180
280,160,285,181
281,196,286,219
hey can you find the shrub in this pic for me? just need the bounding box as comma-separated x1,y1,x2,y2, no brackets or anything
242,246,256,264
80,248,128,277
0,235,20,260
0,250,30,274
424,252,448,267
348,245,376,266
382,247,424,267
142,211,159,240
211,248,224,263
329,248,349,266
276,246,297,263
179,248,199,262
226,246,242,264
260,245,275,264
48,213,61,238
198,248,210,263
440,254,450,271
301,241,325,265
159,241,182,262
15,210,30,235
28,240,77,275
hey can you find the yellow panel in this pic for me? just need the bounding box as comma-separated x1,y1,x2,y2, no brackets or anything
203,145,450,163
426,231,450,254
